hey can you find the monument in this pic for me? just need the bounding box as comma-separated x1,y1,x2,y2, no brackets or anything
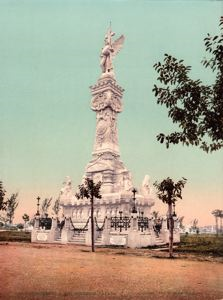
32,27,180,247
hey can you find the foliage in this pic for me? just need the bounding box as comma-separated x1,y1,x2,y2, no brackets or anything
41,198,52,216
76,177,102,252
212,209,223,234
17,223,24,230
76,178,102,201
0,230,31,242
212,209,223,218
6,193,19,224
52,197,60,216
154,177,187,204
0,181,6,212
178,216,185,230
192,218,199,229
153,18,223,153
22,213,30,224
154,177,187,258
178,234,223,257
151,211,159,220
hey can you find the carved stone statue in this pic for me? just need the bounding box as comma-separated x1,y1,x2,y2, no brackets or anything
59,176,73,204
141,175,151,197
95,109,118,146
100,27,125,74
123,173,133,192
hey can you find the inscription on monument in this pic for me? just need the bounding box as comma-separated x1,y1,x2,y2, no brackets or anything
37,232,48,241
110,235,127,245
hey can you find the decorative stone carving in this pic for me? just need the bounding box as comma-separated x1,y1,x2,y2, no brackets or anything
59,176,73,205
141,175,152,197
91,90,122,112
95,108,118,147
123,173,133,192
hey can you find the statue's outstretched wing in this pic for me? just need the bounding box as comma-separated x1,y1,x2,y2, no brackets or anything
111,35,125,58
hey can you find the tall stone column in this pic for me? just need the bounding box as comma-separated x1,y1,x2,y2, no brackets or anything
90,75,124,157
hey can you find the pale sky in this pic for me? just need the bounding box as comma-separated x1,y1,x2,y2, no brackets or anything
0,0,222,226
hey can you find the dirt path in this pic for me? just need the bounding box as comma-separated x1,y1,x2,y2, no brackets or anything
0,243,222,300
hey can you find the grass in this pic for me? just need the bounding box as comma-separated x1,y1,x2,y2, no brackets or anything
0,230,31,242
0,231,222,258
176,234,223,257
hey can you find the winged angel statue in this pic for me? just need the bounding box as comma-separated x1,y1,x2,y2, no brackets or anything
100,27,125,74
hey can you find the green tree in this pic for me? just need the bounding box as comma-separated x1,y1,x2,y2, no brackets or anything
151,210,159,220
191,218,199,234
178,216,185,230
52,197,60,216
212,209,222,235
76,178,102,252
22,213,30,227
219,210,223,234
41,198,52,217
153,18,223,153
6,193,19,224
0,181,6,212
154,177,187,258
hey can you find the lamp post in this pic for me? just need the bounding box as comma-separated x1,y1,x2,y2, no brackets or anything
131,188,137,213
36,196,40,216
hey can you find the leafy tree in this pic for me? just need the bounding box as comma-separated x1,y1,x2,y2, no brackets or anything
212,209,222,235
220,210,223,234
154,177,187,258
153,18,223,153
6,193,19,224
0,181,6,212
17,223,24,230
41,198,52,217
76,178,102,252
52,197,60,216
151,210,159,220
22,213,30,225
178,216,185,230
191,218,199,234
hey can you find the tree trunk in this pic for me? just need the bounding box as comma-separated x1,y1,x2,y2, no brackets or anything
215,216,218,236
220,217,222,234
91,196,95,252
168,203,174,258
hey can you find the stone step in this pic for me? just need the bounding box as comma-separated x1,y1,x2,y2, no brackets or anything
95,236,103,245
69,241,85,245
71,237,85,242
154,237,166,245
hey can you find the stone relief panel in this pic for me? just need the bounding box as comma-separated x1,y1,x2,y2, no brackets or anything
95,108,118,147
93,173,103,183
91,90,122,113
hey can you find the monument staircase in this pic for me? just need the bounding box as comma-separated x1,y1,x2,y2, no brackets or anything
154,236,166,246
95,232,103,246
69,231,86,245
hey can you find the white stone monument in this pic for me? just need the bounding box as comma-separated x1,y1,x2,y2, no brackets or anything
32,26,180,247
67,26,155,221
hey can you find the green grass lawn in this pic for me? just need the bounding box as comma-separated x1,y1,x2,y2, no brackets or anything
177,234,223,257
0,231,222,258
0,230,31,242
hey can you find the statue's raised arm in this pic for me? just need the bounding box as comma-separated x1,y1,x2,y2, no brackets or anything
100,27,125,76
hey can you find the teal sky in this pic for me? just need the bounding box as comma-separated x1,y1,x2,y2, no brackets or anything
0,0,222,226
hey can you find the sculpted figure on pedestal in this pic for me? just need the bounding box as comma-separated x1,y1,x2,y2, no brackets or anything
123,173,133,192
59,176,73,204
141,175,152,197
95,109,118,146
100,26,125,74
